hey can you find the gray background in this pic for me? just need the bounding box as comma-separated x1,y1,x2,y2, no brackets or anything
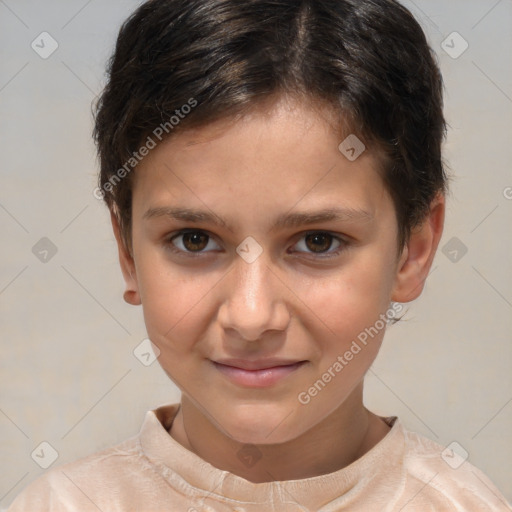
1,0,511,507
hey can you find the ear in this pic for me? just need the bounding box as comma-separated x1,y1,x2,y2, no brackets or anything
391,193,445,303
110,210,141,306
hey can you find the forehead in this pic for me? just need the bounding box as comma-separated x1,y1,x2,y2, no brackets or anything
131,97,393,230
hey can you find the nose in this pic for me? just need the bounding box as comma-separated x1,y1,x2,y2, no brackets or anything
217,254,291,342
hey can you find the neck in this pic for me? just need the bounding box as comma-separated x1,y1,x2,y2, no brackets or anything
168,384,391,483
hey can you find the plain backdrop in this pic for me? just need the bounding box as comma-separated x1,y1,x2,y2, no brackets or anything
1,0,511,507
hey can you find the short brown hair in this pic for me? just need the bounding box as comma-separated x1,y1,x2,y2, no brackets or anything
93,0,447,252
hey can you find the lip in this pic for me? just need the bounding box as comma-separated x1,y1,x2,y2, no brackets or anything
213,358,306,371
212,359,307,388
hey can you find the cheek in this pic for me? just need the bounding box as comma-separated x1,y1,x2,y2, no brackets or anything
299,257,395,341
136,256,220,359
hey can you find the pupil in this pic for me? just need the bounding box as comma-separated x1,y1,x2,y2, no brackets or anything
306,233,331,252
184,232,208,251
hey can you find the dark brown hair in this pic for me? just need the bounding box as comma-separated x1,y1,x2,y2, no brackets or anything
93,0,447,252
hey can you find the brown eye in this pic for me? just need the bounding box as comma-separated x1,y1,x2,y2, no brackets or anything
181,232,209,251
170,230,220,253
304,233,334,253
293,231,344,258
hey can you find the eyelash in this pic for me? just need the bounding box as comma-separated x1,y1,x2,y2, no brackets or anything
165,229,348,260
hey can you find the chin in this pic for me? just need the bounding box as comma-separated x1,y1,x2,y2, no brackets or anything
220,407,305,446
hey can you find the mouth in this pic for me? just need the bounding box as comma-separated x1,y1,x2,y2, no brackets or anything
211,360,307,388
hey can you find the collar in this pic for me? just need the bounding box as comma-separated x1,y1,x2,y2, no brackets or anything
138,402,405,509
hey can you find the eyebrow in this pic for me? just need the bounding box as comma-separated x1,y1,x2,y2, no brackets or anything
143,206,374,232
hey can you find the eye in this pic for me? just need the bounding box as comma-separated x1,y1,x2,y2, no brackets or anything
166,229,347,259
167,230,221,254
291,231,345,258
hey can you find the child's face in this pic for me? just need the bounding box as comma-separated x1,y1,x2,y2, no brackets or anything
115,97,436,444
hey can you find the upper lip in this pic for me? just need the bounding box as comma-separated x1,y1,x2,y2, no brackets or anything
213,358,306,371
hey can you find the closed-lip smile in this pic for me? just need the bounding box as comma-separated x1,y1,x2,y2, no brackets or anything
212,358,307,371
211,358,307,388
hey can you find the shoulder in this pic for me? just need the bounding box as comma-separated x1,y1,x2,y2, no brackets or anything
6,435,151,512
398,423,512,511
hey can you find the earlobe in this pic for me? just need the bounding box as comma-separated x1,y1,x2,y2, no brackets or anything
391,193,445,303
110,210,141,306
123,288,141,306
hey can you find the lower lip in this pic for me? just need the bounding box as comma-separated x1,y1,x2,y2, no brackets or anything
213,361,306,388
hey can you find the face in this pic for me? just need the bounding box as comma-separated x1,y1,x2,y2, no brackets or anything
115,97,439,445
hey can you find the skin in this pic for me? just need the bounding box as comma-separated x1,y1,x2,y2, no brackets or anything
112,95,444,483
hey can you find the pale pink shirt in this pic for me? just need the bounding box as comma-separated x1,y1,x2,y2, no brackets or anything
7,403,511,511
